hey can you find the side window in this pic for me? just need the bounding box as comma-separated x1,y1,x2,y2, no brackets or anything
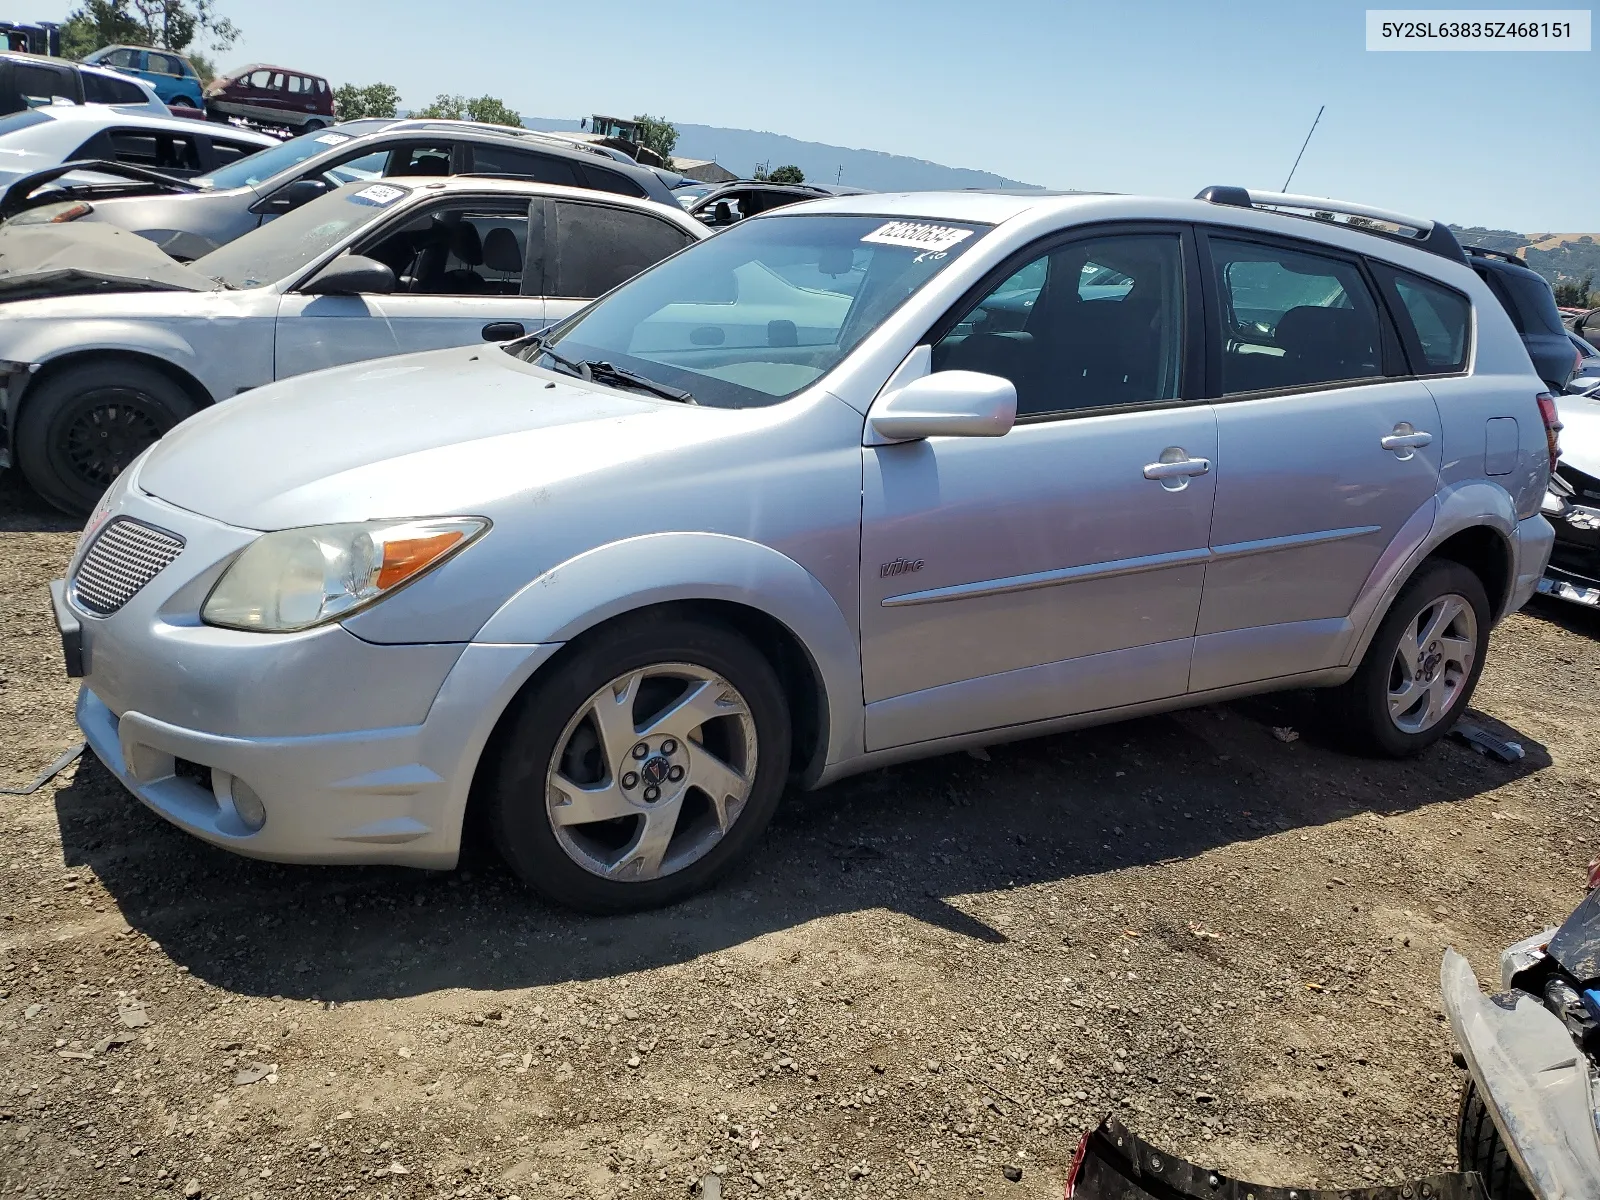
933,233,1185,417
1208,237,1383,394
387,143,453,177
361,203,529,296
149,53,181,76
547,201,694,299
576,165,646,198
286,75,305,94
470,144,578,186
15,63,76,106
268,72,286,92
82,72,147,105
209,138,259,168
1376,267,1471,374
103,49,138,68
247,69,272,88
322,148,388,185
314,79,327,94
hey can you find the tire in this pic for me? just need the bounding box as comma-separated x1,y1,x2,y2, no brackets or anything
302,119,326,132
485,612,791,913
16,361,198,516
1325,558,1490,757
1458,1079,1534,1200
170,96,197,109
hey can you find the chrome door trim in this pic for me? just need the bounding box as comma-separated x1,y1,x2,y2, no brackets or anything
881,546,1211,608
1207,524,1381,563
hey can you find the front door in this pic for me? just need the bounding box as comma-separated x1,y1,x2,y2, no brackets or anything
273,197,546,379
1189,231,1443,691
859,228,1216,751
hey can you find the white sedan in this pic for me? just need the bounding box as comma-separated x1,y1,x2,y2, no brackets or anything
0,176,706,512
0,103,276,195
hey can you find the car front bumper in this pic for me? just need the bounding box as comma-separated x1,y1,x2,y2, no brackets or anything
62,483,557,868
1440,949,1600,1200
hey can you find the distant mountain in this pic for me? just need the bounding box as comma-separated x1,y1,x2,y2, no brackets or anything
1450,224,1600,295
521,117,1041,193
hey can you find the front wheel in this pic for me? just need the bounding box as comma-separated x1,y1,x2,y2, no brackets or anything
170,96,198,109
1325,559,1490,756
16,361,198,515
484,613,791,913
1458,1079,1533,1200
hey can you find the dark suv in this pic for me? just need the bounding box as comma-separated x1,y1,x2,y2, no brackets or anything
1465,246,1580,391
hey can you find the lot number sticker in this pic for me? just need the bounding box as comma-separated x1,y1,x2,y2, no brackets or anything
351,184,408,207
862,221,973,253
314,133,351,145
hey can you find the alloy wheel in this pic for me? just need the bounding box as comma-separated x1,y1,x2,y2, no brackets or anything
1386,593,1477,734
544,662,757,882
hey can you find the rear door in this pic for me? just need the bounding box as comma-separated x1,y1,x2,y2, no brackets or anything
273,194,545,378
1189,229,1442,691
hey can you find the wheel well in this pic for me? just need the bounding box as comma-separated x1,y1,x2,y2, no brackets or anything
15,350,214,432
1427,526,1513,617
462,599,830,841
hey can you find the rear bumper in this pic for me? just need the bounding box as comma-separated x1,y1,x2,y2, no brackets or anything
1440,949,1600,1200
1510,513,1556,615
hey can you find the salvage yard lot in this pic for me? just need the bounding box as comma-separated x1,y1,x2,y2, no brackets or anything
2,473,1597,1200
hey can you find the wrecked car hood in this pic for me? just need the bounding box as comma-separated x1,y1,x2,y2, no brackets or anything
1557,391,1600,479
0,221,216,301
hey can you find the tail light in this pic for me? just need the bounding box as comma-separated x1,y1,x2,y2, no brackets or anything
1537,391,1563,474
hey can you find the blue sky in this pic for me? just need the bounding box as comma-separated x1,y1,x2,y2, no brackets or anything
34,0,1595,230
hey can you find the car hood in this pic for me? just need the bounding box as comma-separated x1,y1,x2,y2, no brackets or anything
0,220,215,300
136,347,736,529
1557,390,1600,479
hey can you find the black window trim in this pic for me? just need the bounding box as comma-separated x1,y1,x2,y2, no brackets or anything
921,218,1205,426
1366,259,1474,380
1194,223,1413,404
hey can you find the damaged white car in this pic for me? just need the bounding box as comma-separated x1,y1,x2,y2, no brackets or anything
0,175,702,512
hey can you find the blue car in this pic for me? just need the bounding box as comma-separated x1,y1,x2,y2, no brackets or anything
81,44,204,110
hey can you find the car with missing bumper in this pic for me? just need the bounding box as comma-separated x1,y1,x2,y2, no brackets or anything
0,175,704,513
50,185,1556,913
1540,386,1600,608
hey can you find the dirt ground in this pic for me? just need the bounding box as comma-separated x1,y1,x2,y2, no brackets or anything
3,470,1597,1200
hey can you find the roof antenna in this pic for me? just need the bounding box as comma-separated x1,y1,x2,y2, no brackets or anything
1281,105,1324,192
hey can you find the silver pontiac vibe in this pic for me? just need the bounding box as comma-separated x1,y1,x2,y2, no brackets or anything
52,187,1556,912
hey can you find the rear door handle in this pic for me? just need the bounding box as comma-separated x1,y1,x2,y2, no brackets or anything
1381,423,1433,456
481,321,525,342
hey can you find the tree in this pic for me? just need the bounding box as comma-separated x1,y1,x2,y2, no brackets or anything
1555,276,1595,307
414,93,521,127
766,164,804,184
631,114,677,162
60,0,238,60
335,82,401,121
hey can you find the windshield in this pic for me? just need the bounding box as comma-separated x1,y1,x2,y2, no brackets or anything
515,213,988,408
193,126,381,190
192,180,412,288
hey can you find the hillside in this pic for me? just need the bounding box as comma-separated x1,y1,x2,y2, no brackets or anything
522,117,1041,192
1449,224,1600,294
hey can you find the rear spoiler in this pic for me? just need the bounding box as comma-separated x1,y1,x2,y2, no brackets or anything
0,160,201,219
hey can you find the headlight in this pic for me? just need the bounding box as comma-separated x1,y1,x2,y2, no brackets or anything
201,517,488,632
8,201,93,225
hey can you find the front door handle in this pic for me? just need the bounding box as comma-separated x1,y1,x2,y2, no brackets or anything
1143,450,1212,490
1381,422,1433,457
481,321,525,342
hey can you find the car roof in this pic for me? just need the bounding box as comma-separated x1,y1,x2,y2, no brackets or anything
359,174,699,222
223,63,325,79
775,190,1079,224
314,120,665,182
5,102,276,141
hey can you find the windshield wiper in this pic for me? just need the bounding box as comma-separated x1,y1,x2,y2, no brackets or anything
516,332,588,379
578,360,697,405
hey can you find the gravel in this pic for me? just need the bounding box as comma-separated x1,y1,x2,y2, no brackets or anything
4,471,1599,1199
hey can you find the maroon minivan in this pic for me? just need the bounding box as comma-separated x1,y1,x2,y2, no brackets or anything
205,64,333,131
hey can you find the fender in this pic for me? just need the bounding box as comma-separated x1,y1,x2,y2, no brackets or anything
474,531,864,777
4,320,208,379
1342,480,1517,669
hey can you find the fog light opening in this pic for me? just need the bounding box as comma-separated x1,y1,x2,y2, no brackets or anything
229,778,267,832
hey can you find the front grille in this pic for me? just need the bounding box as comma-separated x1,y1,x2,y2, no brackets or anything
71,518,185,616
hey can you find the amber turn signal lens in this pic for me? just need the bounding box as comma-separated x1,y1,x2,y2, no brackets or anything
375,531,466,590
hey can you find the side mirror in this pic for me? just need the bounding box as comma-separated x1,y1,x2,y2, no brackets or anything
281,178,329,210
866,370,1017,443
300,254,395,296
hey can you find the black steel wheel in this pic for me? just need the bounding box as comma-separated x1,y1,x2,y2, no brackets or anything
16,361,199,515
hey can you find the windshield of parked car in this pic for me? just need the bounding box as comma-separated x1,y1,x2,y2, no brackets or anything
514,213,989,408
192,125,387,190
192,180,411,288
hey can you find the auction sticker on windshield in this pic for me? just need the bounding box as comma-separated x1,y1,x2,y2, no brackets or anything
314,133,351,145
351,184,408,207
862,221,975,253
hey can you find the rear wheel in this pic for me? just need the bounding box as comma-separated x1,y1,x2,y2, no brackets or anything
302,119,327,132
485,613,790,913
1324,558,1490,756
1458,1079,1533,1200
16,361,198,515
170,96,197,109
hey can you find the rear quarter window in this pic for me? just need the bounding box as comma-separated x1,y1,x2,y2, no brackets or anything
1372,265,1471,374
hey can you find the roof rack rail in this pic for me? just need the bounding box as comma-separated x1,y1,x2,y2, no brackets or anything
1194,186,1467,265
1462,244,1531,267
